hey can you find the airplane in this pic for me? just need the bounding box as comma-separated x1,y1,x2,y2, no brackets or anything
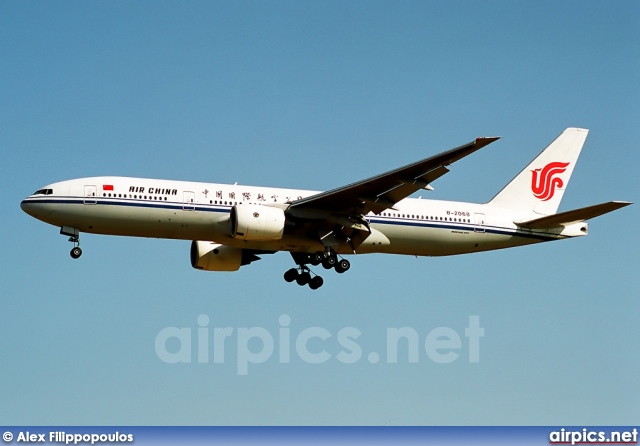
21,127,631,290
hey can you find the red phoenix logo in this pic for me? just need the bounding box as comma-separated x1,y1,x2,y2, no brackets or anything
531,162,570,201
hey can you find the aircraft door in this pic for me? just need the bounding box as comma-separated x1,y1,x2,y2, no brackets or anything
84,185,97,204
183,191,195,211
474,213,485,233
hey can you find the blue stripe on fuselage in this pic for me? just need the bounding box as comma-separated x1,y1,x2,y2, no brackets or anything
22,196,559,242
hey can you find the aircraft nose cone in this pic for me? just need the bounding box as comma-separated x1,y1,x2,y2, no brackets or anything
21,199,32,214
21,199,38,217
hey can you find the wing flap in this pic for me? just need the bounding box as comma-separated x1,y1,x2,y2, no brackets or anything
515,201,632,229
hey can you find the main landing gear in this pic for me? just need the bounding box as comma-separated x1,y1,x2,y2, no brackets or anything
60,226,82,259
284,251,351,290
284,266,324,290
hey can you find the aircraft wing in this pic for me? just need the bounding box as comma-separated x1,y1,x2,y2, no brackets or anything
288,136,500,216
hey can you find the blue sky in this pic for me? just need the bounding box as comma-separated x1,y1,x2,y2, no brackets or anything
1,1,638,425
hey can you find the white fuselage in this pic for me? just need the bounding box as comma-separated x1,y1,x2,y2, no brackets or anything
20,176,585,257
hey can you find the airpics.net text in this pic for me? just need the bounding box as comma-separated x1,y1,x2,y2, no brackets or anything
155,315,484,375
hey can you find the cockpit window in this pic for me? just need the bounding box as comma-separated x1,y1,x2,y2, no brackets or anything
33,189,53,195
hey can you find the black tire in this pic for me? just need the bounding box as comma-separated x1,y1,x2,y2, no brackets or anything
336,259,350,273
309,276,324,290
322,255,337,269
284,268,298,282
312,252,325,264
296,271,311,286
309,255,321,266
70,247,82,259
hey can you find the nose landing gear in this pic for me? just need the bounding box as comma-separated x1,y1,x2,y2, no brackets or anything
60,226,82,259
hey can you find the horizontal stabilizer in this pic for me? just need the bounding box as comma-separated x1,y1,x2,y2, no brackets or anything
515,201,632,229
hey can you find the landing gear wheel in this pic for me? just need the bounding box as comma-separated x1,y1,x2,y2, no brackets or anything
70,247,82,259
296,271,311,286
312,252,325,265
322,255,337,269
284,268,299,282
309,276,324,290
335,259,350,274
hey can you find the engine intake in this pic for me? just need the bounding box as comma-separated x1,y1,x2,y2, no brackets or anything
230,204,285,241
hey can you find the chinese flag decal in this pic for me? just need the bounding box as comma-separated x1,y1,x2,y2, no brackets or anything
103,185,114,191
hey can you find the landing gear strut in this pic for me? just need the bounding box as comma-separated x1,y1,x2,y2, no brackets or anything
61,226,82,259
285,250,351,290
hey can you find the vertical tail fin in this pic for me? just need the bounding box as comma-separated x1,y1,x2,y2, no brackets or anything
487,127,589,215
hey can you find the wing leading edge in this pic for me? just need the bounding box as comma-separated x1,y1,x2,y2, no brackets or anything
288,136,500,216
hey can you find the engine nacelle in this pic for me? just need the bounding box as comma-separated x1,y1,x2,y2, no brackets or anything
230,204,285,241
190,241,242,271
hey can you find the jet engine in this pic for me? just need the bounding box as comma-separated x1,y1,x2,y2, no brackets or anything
229,204,285,241
191,241,249,271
